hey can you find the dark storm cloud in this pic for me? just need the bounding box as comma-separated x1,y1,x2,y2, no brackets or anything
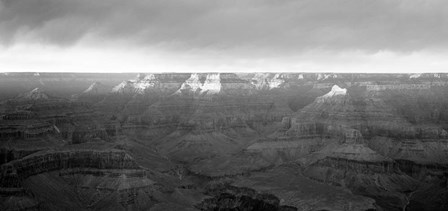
1,0,448,52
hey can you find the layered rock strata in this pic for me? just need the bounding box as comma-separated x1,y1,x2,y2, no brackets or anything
0,149,140,187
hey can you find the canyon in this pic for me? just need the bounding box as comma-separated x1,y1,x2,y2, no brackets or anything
0,72,448,210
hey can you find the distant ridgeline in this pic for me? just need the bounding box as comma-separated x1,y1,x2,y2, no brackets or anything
366,84,431,91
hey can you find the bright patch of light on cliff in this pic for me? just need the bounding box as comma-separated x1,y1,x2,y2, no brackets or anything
200,73,221,94
1,44,448,73
268,74,284,89
320,85,347,99
176,73,222,95
177,73,203,93
250,73,286,90
111,78,156,94
111,81,132,93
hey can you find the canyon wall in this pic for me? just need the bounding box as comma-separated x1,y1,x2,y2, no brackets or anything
0,149,140,187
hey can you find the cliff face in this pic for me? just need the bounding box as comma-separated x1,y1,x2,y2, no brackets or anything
279,81,448,162
196,183,297,211
0,148,168,210
72,82,112,104
300,144,418,211
0,90,115,147
112,73,190,95
232,164,378,211
0,149,140,186
286,86,416,140
23,169,159,210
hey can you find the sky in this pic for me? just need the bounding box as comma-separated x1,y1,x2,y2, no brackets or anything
1,0,448,73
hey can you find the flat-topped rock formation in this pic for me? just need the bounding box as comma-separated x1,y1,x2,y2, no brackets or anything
112,73,190,95
248,73,286,90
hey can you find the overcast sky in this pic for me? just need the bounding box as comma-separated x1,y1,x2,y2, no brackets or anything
1,0,448,73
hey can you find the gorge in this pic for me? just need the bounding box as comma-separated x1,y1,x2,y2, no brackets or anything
0,72,447,210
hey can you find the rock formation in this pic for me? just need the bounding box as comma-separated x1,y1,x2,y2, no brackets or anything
16,88,49,101
196,183,298,211
82,82,109,95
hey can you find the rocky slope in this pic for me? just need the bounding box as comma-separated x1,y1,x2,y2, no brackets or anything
16,88,49,101
300,144,419,210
